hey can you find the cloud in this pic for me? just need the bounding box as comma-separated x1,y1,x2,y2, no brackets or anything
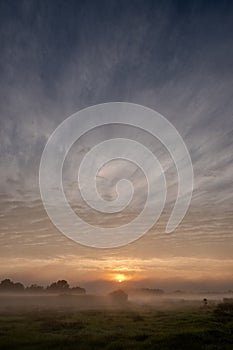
0,1,232,281
0,1,232,208
0,254,232,292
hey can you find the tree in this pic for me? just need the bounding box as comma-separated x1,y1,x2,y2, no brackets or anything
109,289,128,303
203,298,208,306
0,279,24,292
71,286,86,294
13,282,24,292
0,279,14,290
26,284,44,293
47,280,70,292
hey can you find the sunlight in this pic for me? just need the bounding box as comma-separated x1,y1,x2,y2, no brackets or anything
115,273,127,283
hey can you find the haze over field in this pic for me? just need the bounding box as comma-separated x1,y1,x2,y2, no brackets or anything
0,0,233,293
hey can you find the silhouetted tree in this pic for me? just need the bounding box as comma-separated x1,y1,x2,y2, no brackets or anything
26,284,44,293
203,298,208,306
0,279,24,292
0,278,86,295
71,286,86,294
126,288,165,296
0,279,14,290
47,280,70,292
109,289,128,303
13,282,24,291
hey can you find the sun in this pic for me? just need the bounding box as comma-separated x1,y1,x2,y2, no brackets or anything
115,273,127,283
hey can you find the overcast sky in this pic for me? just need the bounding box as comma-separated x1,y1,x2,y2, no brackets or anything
0,0,232,291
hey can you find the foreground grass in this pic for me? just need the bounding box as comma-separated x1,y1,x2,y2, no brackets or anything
0,306,232,349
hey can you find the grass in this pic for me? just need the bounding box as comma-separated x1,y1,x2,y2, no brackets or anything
0,306,232,349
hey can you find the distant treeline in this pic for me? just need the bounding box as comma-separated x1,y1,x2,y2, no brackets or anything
126,288,165,295
0,279,86,294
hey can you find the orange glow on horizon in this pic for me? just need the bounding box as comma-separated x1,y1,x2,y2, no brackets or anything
114,273,128,283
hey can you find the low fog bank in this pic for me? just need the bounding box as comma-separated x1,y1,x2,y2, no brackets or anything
0,291,232,313
0,278,232,311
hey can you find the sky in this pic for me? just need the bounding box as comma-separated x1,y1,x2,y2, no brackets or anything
0,0,233,293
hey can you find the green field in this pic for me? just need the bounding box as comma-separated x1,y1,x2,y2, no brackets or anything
0,304,232,350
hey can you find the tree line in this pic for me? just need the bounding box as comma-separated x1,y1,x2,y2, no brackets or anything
0,279,86,294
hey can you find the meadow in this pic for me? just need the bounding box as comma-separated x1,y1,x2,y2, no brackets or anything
0,298,232,350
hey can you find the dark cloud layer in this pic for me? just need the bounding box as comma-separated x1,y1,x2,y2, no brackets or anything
0,0,233,206
0,0,232,289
